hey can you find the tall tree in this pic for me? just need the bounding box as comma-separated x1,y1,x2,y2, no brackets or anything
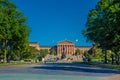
75,49,81,55
22,46,39,62
83,0,120,64
40,49,48,58
50,48,57,55
0,0,30,63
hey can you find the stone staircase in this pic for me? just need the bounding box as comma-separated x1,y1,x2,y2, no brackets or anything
57,55,82,63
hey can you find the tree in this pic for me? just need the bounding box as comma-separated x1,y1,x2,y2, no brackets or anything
40,49,48,58
75,49,81,61
83,51,92,62
91,44,103,61
22,46,39,62
50,48,57,55
24,46,35,59
0,0,30,63
83,0,120,64
75,49,81,55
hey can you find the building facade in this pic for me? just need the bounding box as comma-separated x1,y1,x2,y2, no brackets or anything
29,42,40,50
57,40,75,57
29,40,91,57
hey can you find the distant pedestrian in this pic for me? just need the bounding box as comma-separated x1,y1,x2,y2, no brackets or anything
42,58,45,63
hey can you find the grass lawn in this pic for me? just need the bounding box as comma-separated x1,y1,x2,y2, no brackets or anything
0,62,31,66
94,64,120,70
0,61,43,66
87,62,120,70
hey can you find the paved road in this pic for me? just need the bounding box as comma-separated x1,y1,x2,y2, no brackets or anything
0,63,120,80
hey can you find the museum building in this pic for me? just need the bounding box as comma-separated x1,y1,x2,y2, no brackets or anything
29,40,91,57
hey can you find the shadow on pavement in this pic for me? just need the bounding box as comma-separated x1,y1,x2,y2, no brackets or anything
33,62,120,74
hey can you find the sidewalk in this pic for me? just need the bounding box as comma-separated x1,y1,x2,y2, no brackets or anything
106,75,120,80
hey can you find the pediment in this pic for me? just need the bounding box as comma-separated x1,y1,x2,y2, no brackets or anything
58,40,74,44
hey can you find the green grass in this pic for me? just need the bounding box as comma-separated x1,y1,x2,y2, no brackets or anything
95,64,120,70
0,62,31,66
0,61,44,66
87,62,120,70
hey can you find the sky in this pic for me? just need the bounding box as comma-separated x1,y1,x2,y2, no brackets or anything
11,0,98,46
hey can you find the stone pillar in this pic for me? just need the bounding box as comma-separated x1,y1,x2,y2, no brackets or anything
67,45,68,56
72,45,74,55
58,45,60,56
61,45,62,56
68,45,70,56
59,45,61,56
73,45,75,55
70,45,71,56
68,45,69,56
57,45,59,56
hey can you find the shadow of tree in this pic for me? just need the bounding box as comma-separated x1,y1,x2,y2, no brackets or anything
33,63,120,74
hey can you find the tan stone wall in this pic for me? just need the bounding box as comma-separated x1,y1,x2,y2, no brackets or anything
29,41,91,57
40,47,51,53
29,42,40,50
75,47,91,53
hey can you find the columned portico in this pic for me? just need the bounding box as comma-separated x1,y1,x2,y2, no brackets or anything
57,40,75,57
29,40,91,59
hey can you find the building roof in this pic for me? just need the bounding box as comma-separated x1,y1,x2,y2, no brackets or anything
58,40,74,44
29,42,39,44
40,46,57,48
40,46,52,48
75,46,91,48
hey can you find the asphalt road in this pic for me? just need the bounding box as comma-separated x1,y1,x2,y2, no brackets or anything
0,63,120,80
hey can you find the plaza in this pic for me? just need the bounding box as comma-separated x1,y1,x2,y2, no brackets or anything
0,0,120,80
0,63,119,80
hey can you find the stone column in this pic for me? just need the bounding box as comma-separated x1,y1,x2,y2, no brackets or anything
73,45,75,54
72,45,74,55
68,45,70,56
61,45,62,56
57,45,59,56
59,45,61,56
67,45,69,56
69,45,71,56
67,45,68,56
68,45,69,56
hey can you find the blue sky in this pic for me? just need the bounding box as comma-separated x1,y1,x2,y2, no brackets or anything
12,0,98,46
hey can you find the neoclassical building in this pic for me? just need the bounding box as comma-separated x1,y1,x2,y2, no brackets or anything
29,42,40,50
29,40,91,57
57,40,75,57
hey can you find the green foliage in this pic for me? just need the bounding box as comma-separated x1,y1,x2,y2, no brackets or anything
91,44,104,60
50,48,57,55
22,46,39,60
83,0,120,64
84,51,92,62
83,44,114,63
0,0,30,63
75,49,81,55
40,49,48,58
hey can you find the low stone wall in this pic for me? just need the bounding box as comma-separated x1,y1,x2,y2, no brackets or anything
44,54,83,62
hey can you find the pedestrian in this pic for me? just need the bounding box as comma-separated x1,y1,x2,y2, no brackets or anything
42,58,45,63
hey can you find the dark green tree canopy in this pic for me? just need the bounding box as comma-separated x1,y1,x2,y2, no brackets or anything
83,0,120,64
0,0,30,63
83,0,120,52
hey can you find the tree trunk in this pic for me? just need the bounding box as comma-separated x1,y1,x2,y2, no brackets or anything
115,53,119,65
117,55,120,65
103,50,107,64
3,40,8,63
111,54,114,64
3,49,7,63
7,49,12,63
